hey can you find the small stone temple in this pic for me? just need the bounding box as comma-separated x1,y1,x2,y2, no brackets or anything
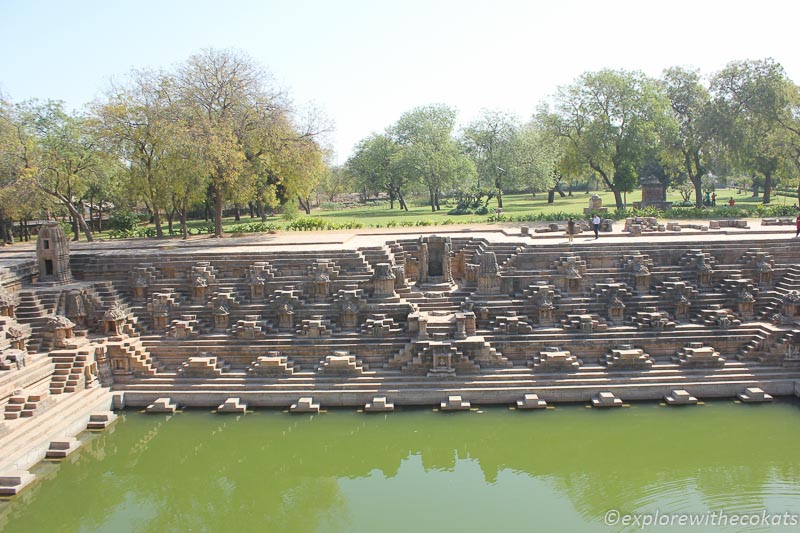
36,222,72,284
634,175,673,210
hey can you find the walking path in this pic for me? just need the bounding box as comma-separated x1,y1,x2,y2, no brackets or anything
0,218,797,265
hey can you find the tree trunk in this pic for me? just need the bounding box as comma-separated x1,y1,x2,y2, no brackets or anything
166,208,175,235
234,204,241,222
298,197,311,215
693,177,703,209
429,190,436,212
613,189,624,210
762,173,772,204
397,191,408,211
248,202,255,218
214,182,223,237
180,208,188,240
257,202,266,222
72,213,80,241
497,189,504,209
88,194,94,231
44,190,94,241
153,203,164,238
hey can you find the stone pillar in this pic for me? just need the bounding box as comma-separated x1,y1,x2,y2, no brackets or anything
454,313,467,339
417,316,429,340
418,243,429,283
464,311,476,336
392,265,407,289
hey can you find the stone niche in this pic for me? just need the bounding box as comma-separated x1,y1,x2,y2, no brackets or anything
417,236,453,286
37,221,72,284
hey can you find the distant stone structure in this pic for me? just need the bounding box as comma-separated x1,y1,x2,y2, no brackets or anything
583,194,607,214
634,175,673,210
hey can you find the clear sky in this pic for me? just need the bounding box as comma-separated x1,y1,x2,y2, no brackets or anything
1,0,798,163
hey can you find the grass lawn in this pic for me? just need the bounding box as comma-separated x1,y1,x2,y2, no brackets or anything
306,187,768,227
76,186,788,242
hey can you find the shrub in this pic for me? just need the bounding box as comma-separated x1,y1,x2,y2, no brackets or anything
281,202,299,221
227,222,278,234
108,211,139,232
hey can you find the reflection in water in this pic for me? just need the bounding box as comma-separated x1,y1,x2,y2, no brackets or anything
1,401,799,532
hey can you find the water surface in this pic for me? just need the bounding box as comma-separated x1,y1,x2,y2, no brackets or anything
1,401,799,532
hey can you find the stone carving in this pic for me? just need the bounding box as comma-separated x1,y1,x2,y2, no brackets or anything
102,304,127,336
476,252,500,294
299,315,332,337
532,346,580,372
0,286,18,317
62,289,88,328
45,315,79,348
245,262,273,301
371,263,397,299
36,221,72,284
673,342,725,367
147,291,177,331
604,344,653,370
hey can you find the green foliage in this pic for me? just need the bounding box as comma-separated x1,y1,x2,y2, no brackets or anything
227,222,278,234
107,211,140,232
284,217,364,231
190,222,215,235
108,226,157,239
281,202,299,221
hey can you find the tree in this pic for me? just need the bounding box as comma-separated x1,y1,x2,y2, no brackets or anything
178,49,281,237
711,58,795,204
514,122,559,195
661,66,717,208
14,101,98,241
316,164,353,203
94,69,179,237
346,133,412,211
391,104,474,211
461,110,519,208
539,69,673,209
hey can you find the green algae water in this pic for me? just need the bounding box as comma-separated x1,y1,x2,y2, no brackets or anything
1,401,799,533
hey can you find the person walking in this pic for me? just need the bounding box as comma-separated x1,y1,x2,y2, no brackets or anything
567,217,575,244
795,213,800,238
592,214,601,239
